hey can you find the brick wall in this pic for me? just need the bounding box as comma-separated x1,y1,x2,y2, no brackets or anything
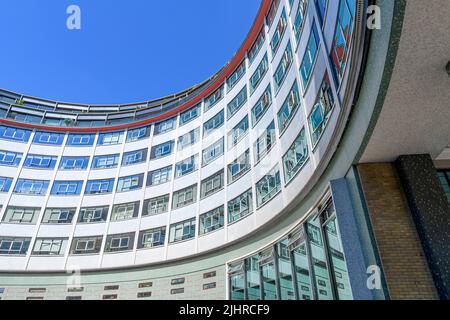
357,163,438,300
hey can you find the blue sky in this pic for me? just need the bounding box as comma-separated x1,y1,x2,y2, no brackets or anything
0,0,261,104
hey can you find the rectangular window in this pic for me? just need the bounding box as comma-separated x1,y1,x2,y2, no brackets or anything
202,138,224,167
122,149,148,166
85,179,115,195
172,184,198,210
283,128,309,183
169,218,196,243
277,81,301,134
438,170,450,203
203,283,217,290
117,174,144,192
33,131,65,146
180,104,201,125
102,294,118,300
270,9,287,57
67,134,95,146
175,154,199,178
154,117,176,135
138,282,153,288
0,150,22,167
0,176,13,193
227,150,251,184
250,54,269,94
70,236,103,255
300,23,320,89
138,227,166,249
14,179,49,196
204,85,224,112
171,278,185,285
32,238,68,256
111,201,139,221
0,237,31,255
228,189,253,223
177,128,200,151
0,126,31,142
105,232,135,253
315,0,329,26
203,271,217,279
42,208,76,224
171,288,185,295
59,156,90,170
143,195,170,216
98,131,125,146
227,86,248,119
126,126,150,142
251,85,272,127
203,109,224,138
228,115,249,148
24,154,57,170
199,206,225,235
78,206,109,223
294,0,308,43
51,181,83,196
256,165,282,208
254,121,277,163
248,30,265,65
227,63,246,92
147,165,173,186
92,154,120,169
200,170,224,199
266,0,281,28
150,140,175,159
2,207,40,224
273,42,293,92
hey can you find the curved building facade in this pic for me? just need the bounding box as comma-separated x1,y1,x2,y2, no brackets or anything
0,0,449,300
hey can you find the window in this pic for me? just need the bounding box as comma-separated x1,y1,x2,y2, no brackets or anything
227,62,246,92
199,206,225,235
250,54,269,94
330,0,356,84
111,201,139,221
172,184,197,210
138,282,153,288
67,134,95,146
147,165,172,186
105,232,135,253
227,150,251,184
154,117,176,135
169,218,196,243
177,128,200,151
171,278,185,285
33,131,65,145
283,128,309,183
138,227,166,249
203,283,217,290
200,170,224,199
273,42,293,92
0,150,22,167
300,23,320,89
171,288,184,295
143,195,170,217
66,296,82,300
266,0,280,28
0,126,31,142
28,288,47,293
42,208,76,224
175,154,199,178
85,179,115,195
277,81,301,134
203,109,224,138
137,292,152,298
248,30,265,65
180,104,201,125
227,86,248,119
14,179,49,196
102,294,118,300
256,166,282,208
251,85,272,127
202,138,224,167
270,9,287,57
70,236,103,255
98,131,124,146
438,170,450,203
117,174,144,192
150,140,175,159
2,207,40,224
104,285,119,291
23,154,57,170
315,0,328,26
122,149,148,166
228,116,249,148
204,85,224,112
51,181,83,196
0,177,13,193
67,287,84,293
126,126,150,142
32,238,68,256
59,156,90,170
78,206,109,223
92,154,120,169
0,237,31,255
254,121,277,163
203,271,217,279
294,0,308,43
228,189,253,223
309,74,335,146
